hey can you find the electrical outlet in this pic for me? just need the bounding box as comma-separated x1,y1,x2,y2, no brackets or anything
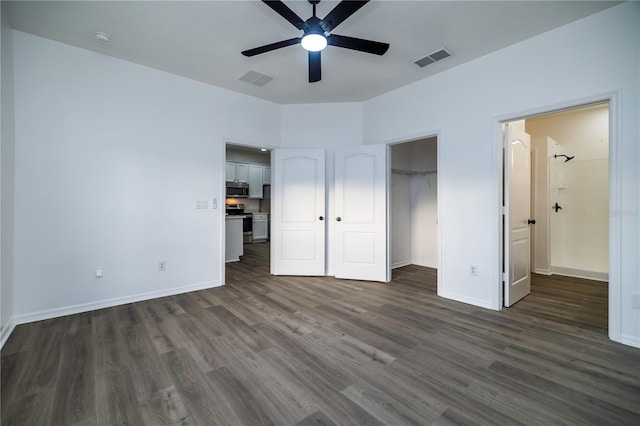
95,267,103,278
212,197,218,209
470,265,478,276
158,261,166,271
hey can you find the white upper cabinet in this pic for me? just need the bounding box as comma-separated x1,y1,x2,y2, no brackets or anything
226,160,269,196
235,163,249,183
226,162,249,183
225,162,236,182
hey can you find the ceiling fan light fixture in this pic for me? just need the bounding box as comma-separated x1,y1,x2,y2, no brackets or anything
301,33,327,52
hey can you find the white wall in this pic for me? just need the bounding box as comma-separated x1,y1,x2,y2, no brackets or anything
280,102,363,275
1,3,16,347
527,105,609,280
11,31,280,322
363,2,639,345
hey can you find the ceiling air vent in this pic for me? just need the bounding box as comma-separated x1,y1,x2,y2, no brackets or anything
239,70,274,87
414,48,452,68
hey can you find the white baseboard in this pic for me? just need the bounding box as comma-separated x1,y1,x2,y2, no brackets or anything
439,290,495,310
620,333,640,349
534,269,552,275
0,318,16,350
551,266,608,282
14,280,223,325
392,260,411,269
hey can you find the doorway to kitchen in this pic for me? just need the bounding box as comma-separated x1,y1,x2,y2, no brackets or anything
225,143,272,283
501,100,613,336
389,136,439,285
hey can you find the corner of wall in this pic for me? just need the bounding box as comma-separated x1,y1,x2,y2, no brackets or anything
0,1,16,348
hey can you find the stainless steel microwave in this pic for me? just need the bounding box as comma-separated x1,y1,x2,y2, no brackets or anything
226,181,249,198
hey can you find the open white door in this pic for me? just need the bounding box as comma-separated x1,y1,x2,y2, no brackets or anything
272,149,326,276
334,145,390,282
504,120,533,306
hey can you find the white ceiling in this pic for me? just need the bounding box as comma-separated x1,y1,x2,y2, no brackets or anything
5,0,620,104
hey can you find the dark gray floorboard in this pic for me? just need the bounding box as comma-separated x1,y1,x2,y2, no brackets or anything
2,242,639,425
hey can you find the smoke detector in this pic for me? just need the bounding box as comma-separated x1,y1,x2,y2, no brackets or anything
94,32,111,43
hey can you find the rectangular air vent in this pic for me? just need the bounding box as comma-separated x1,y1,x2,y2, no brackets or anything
414,47,452,68
239,70,274,86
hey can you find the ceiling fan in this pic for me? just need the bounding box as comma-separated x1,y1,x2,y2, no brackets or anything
242,0,390,83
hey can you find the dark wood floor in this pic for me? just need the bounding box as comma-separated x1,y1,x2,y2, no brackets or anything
2,243,639,425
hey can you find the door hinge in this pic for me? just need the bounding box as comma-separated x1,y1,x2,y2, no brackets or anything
502,206,507,215
502,272,508,282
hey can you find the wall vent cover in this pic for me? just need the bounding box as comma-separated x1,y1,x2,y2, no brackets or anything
239,70,274,86
414,48,452,68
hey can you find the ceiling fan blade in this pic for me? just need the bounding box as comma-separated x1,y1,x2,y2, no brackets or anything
309,51,321,83
320,0,369,33
327,34,389,55
242,37,301,57
262,0,305,30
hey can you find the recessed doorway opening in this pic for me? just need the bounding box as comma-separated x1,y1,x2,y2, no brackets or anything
224,143,272,283
501,100,612,336
389,135,440,289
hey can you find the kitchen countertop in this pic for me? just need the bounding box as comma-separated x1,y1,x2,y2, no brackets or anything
225,215,246,219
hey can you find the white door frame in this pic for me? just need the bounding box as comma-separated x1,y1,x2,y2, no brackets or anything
220,139,276,286
384,131,443,293
494,91,621,342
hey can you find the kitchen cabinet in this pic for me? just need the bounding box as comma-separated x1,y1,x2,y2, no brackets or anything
225,162,236,182
248,165,264,198
226,162,248,183
252,213,269,242
236,163,249,183
263,167,271,184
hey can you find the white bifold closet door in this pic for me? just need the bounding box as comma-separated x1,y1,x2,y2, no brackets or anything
271,149,326,276
271,145,389,283
334,145,390,282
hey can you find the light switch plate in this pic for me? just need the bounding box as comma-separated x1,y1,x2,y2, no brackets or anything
195,200,209,209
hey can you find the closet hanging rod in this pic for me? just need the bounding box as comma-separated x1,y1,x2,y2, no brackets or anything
392,168,437,176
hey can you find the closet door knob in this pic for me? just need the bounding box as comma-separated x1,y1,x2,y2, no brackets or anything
336,217,342,222
319,216,324,221
528,219,536,225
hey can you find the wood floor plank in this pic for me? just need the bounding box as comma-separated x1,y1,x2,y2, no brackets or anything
1,391,55,426
15,318,66,397
224,351,318,424
92,313,127,372
50,313,96,426
161,348,235,425
139,385,191,426
3,243,639,426
294,410,338,426
95,367,145,426
121,322,173,404
205,366,276,425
